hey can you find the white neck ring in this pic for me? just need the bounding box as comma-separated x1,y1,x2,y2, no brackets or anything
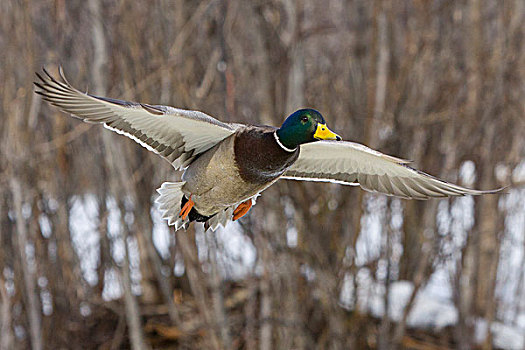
274,131,297,153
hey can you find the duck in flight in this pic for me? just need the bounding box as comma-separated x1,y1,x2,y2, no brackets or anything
34,68,500,231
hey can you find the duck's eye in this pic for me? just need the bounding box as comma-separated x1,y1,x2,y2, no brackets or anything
301,116,308,123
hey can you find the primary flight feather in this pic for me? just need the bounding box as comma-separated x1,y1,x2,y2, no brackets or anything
34,68,501,231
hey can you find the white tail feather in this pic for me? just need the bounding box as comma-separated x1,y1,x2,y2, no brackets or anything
156,182,260,231
155,182,189,229
207,196,258,231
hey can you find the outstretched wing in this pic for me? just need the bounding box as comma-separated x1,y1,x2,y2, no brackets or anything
282,141,501,199
34,68,237,169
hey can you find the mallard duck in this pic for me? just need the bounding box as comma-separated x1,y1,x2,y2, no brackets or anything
35,68,500,231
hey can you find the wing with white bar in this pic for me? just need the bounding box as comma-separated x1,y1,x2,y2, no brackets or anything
35,68,237,169
282,141,501,199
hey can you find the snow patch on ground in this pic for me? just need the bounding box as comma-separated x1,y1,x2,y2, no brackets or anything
476,320,525,350
344,277,524,347
65,186,525,347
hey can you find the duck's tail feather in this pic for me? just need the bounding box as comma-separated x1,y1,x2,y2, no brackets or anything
205,206,235,232
155,181,189,230
156,183,260,232
204,195,259,232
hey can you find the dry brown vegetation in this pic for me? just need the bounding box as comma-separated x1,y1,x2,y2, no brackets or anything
1,0,524,349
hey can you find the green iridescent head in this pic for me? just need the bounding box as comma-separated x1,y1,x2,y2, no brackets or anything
275,109,341,150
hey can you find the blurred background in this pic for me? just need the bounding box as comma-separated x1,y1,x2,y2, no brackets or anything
1,0,524,349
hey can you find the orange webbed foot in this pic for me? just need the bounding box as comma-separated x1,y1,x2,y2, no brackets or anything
179,195,194,221
233,199,253,221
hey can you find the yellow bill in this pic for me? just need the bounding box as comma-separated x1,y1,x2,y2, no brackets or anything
314,123,341,141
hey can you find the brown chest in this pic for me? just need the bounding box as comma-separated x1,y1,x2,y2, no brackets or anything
234,127,299,184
